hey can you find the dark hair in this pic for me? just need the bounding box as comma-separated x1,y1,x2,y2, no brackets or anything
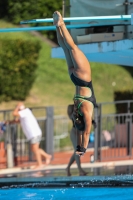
74,117,97,131
67,104,74,119
74,115,85,131
72,100,85,131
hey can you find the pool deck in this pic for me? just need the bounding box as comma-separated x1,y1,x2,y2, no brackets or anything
1,148,133,176
0,159,133,179
1,159,133,176
1,149,133,188
0,159,133,188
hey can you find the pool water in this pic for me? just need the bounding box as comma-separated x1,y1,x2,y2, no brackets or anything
0,187,133,200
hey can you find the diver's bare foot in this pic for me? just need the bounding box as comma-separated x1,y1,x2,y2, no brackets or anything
79,171,88,176
53,11,64,27
32,172,43,177
46,155,52,165
33,165,44,170
66,167,71,176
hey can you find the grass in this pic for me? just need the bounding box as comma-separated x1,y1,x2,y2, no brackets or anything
0,20,133,114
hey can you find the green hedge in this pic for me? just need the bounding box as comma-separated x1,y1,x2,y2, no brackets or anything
0,39,41,102
0,0,63,42
7,0,62,24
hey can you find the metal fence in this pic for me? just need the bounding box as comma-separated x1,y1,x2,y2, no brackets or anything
0,106,71,168
94,100,133,162
1,100,133,168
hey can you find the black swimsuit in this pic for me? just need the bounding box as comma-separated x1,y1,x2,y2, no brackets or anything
70,73,97,131
70,73,97,108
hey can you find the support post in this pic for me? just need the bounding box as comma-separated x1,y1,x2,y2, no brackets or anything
126,101,132,156
45,107,54,156
94,107,98,162
62,0,66,17
131,13,133,25
98,104,102,161
94,104,102,162
6,124,14,168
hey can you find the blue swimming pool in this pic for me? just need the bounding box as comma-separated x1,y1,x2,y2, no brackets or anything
0,187,133,200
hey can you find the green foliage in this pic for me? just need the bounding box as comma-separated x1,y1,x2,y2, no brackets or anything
8,0,61,23
0,39,41,102
0,0,63,42
114,91,133,102
0,0,8,19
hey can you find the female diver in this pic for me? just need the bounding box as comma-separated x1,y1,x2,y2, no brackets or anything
53,11,97,156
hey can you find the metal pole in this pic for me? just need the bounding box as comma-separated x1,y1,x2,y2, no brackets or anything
94,104,102,162
126,101,132,156
98,104,102,162
45,107,54,156
94,107,98,162
20,15,132,24
62,0,66,17
6,124,14,168
124,0,128,38
132,13,133,25
0,22,131,32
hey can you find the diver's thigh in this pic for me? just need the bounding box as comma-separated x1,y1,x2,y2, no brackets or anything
70,47,91,74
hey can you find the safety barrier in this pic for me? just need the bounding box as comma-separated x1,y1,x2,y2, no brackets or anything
0,100,133,168
94,100,133,162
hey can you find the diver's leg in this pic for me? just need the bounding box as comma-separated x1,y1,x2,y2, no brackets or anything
53,11,91,80
55,26,74,75
66,153,75,176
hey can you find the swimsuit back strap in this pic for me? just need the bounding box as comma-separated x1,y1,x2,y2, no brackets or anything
74,98,87,116
78,100,86,109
